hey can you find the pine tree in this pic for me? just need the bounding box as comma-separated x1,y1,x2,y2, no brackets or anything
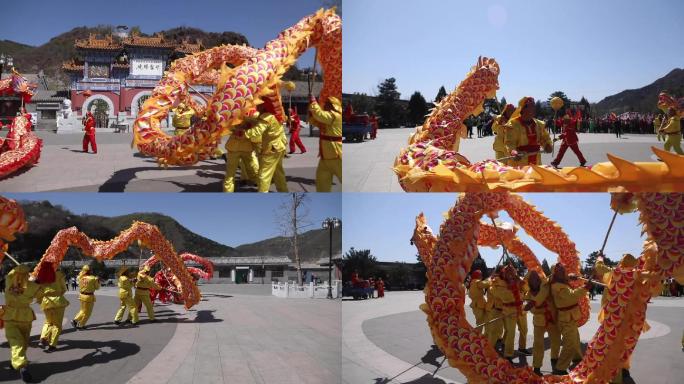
407,91,428,125
375,78,402,127
435,86,447,103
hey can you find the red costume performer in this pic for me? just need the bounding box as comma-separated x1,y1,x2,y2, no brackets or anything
288,107,306,154
82,112,97,153
370,114,379,140
551,112,587,168
376,278,385,298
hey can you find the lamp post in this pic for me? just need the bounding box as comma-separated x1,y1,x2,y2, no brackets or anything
322,217,341,299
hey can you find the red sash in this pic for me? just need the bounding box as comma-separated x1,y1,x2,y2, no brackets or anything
518,120,539,164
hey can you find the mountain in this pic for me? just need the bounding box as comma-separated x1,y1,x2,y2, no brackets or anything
9,200,336,264
3,25,249,87
593,68,684,115
235,227,342,263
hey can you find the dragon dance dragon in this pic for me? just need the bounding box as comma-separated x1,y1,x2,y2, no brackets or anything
132,8,341,168
394,57,684,192
143,253,214,304
413,192,684,383
0,195,203,309
0,69,42,179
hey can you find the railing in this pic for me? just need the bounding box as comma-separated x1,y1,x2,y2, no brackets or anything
272,280,341,299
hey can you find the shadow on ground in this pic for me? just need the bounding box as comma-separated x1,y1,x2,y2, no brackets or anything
0,339,140,383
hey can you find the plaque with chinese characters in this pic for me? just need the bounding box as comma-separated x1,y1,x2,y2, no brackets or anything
130,58,164,77
88,64,110,78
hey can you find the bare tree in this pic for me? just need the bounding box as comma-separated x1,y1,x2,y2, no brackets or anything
277,193,311,284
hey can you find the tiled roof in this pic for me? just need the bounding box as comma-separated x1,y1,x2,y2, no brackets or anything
62,59,84,72
176,39,203,54
123,33,176,49
75,34,122,50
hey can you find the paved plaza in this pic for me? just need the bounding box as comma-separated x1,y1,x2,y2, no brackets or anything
1,284,340,384
0,132,339,192
342,291,684,384
343,129,667,192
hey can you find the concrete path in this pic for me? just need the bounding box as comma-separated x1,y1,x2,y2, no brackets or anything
343,291,684,384
343,129,665,192
0,132,339,192
1,285,341,383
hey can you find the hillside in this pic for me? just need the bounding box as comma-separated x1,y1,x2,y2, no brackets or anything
4,25,249,86
235,227,343,262
594,68,684,115
8,200,336,263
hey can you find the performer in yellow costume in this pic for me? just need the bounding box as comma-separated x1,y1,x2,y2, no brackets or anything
486,267,504,347
525,270,560,376
223,118,260,192
114,266,139,325
492,104,515,162
309,96,342,192
172,102,195,136
653,114,663,141
135,265,161,322
467,270,489,335
490,265,523,361
659,108,683,155
516,274,531,356
505,97,552,166
2,265,44,382
245,106,289,193
72,265,100,329
38,263,69,352
550,263,589,375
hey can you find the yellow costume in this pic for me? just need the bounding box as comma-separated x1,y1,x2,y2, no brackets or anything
468,277,490,335
654,116,663,141
527,278,560,370
3,265,43,372
245,112,288,193
661,115,683,155
490,278,522,358
223,122,259,192
505,117,552,166
551,281,587,372
73,265,101,328
135,266,161,321
39,269,69,348
114,267,139,324
309,97,342,192
485,278,503,345
172,103,195,136
492,115,510,161
516,279,529,352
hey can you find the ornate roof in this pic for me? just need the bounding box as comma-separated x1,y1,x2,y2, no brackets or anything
75,34,122,50
123,32,176,49
62,59,84,72
175,38,203,54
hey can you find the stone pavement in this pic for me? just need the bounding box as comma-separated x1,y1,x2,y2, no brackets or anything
1,285,340,383
343,129,666,192
0,132,339,192
343,291,684,384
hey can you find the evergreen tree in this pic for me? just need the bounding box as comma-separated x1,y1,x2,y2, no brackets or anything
350,92,375,114
435,86,448,103
541,259,551,276
407,91,428,125
548,91,571,105
342,247,378,281
375,78,403,127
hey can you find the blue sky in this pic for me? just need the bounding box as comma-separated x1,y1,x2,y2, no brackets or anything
1,0,335,67
343,0,684,103
343,193,646,267
4,193,341,247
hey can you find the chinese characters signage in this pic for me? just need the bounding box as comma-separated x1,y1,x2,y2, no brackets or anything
131,58,163,77
88,64,110,78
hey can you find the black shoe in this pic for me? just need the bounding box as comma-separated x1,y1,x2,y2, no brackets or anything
552,369,568,375
517,348,532,356
20,367,32,382
71,319,78,329
551,358,558,370
38,339,47,349
45,346,57,353
533,368,542,376
580,162,587,167
114,320,122,325
149,319,157,323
